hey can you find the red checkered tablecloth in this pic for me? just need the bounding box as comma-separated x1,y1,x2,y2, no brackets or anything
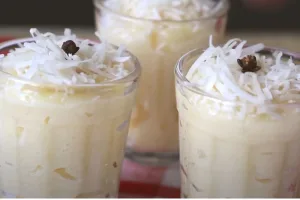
120,159,180,198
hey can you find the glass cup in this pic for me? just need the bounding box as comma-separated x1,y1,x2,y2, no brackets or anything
175,47,300,198
0,38,141,198
94,0,229,165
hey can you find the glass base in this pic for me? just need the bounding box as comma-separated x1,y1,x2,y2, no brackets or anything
125,148,179,166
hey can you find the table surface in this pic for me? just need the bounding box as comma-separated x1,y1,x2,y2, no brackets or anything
0,26,299,198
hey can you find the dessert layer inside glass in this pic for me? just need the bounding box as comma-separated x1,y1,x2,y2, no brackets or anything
176,38,300,197
95,0,228,155
0,29,139,197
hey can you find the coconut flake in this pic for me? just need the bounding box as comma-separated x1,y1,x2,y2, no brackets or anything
0,28,133,84
241,43,265,58
186,37,300,117
262,87,273,100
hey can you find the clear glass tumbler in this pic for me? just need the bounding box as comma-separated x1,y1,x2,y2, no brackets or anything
175,47,300,198
0,38,141,198
94,0,229,165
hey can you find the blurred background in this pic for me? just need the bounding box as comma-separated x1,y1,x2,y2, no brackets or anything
0,0,299,32
0,0,299,52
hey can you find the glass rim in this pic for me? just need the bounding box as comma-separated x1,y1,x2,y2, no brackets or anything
0,37,141,88
175,45,300,106
93,0,229,23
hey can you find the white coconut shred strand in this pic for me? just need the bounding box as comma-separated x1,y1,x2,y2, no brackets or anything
0,28,132,84
186,37,300,117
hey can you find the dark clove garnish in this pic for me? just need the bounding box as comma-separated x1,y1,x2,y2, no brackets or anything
237,55,261,73
62,40,79,55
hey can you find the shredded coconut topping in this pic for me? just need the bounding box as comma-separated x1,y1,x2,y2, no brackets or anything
185,36,300,118
0,28,133,85
102,0,225,21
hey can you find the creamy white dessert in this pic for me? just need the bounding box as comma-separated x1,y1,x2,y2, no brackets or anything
0,29,140,198
95,0,228,155
176,37,300,197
